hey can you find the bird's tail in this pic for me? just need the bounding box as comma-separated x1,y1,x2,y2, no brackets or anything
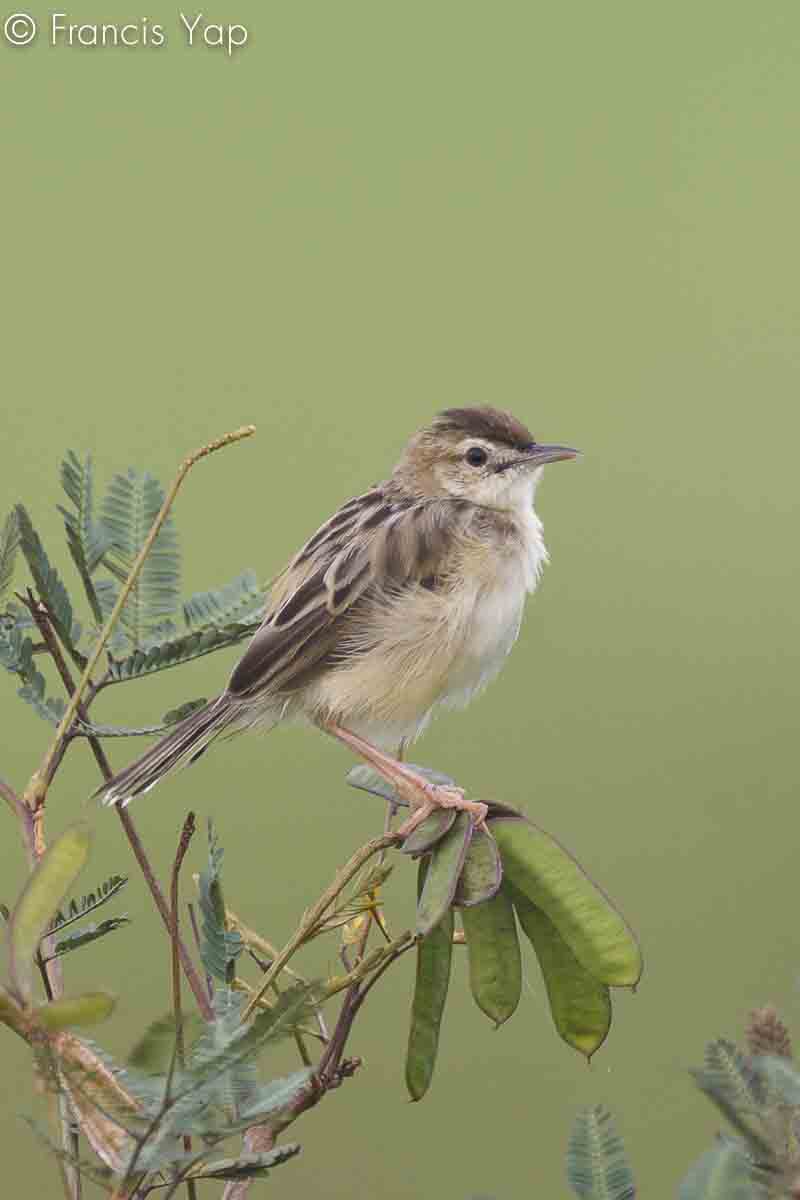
95,694,237,807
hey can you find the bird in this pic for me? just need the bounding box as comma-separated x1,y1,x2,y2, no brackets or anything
97,407,578,835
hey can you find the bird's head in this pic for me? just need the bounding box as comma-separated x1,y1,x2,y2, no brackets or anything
393,406,579,509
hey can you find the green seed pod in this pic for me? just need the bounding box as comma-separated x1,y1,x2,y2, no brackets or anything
490,817,643,988
510,883,611,1059
406,861,455,1101
401,809,457,857
415,813,473,937
453,825,502,907
461,885,522,1027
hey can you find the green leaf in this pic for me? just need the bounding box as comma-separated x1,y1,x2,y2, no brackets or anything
232,1069,315,1128
190,1144,301,1181
679,1139,765,1200
346,762,456,809
703,1039,767,1113
8,824,92,1001
48,916,130,960
567,1106,636,1200
34,990,116,1030
163,697,208,725
198,821,243,984
17,670,68,726
185,983,320,1091
100,468,180,650
183,568,265,631
106,619,258,682
49,874,127,933
128,1011,206,1075
14,505,81,661
57,451,113,625
0,509,20,607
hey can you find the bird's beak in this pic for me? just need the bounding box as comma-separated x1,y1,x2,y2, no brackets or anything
520,443,580,467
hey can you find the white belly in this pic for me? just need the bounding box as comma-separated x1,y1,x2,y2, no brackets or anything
440,569,527,710
304,502,548,748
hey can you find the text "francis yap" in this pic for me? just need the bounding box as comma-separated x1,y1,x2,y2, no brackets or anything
49,13,249,54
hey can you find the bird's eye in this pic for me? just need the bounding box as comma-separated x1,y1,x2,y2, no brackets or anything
465,446,488,467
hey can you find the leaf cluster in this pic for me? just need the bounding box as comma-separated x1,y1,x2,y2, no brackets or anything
567,1017,800,1200
1,450,266,731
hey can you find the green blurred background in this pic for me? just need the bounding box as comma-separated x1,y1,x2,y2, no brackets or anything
2,1,800,1194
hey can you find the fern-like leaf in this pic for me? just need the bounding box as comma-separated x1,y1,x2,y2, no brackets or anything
567,1106,636,1200
47,916,130,960
127,1011,206,1076
198,821,243,984
679,1137,767,1200
0,509,20,607
49,875,128,933
703,1040,767,1114
106,620,258,682
190,1144,301,1181
0,620,34,678
183,568,265,632
100,469,180,649
57,451,112,624
17,670,68,726
14,505,81,662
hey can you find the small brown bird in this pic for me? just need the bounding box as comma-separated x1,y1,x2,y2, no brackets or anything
98,407,578,833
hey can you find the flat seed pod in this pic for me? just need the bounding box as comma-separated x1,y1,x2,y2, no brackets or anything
405,861,454,1101
460,885,521,1027
415,813,473,937
489,817,642,988
34,990,116,1031
453,826,503,907
8,823,93,1002
510,884,611,1059
400,809,457,857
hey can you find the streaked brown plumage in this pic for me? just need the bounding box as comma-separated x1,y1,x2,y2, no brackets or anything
98,407,578,828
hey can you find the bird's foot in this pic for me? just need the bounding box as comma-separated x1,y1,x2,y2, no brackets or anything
395,784,488,839
325,721,487,836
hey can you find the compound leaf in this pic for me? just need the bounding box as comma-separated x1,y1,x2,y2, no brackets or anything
567,1106,636,1200
100,469,180,649
0,509,20,606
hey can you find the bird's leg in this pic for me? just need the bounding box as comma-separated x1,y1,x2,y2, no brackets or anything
325,722,488,836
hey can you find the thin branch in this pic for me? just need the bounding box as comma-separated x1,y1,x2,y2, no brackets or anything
23,424,257,810
169,813,198,1200
23,594,213,1020
0,774,36,866
241,832,400,1021
116,807,213,1022
169,814,197,1067
187,903,213,1005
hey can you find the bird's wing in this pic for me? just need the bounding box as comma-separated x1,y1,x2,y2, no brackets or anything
226,488,474,699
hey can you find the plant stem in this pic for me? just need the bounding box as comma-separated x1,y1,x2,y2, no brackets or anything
116,806,213,1021
241,832,400,1021
169,813,198,1200
23,424,256,810
25,595,214,1020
